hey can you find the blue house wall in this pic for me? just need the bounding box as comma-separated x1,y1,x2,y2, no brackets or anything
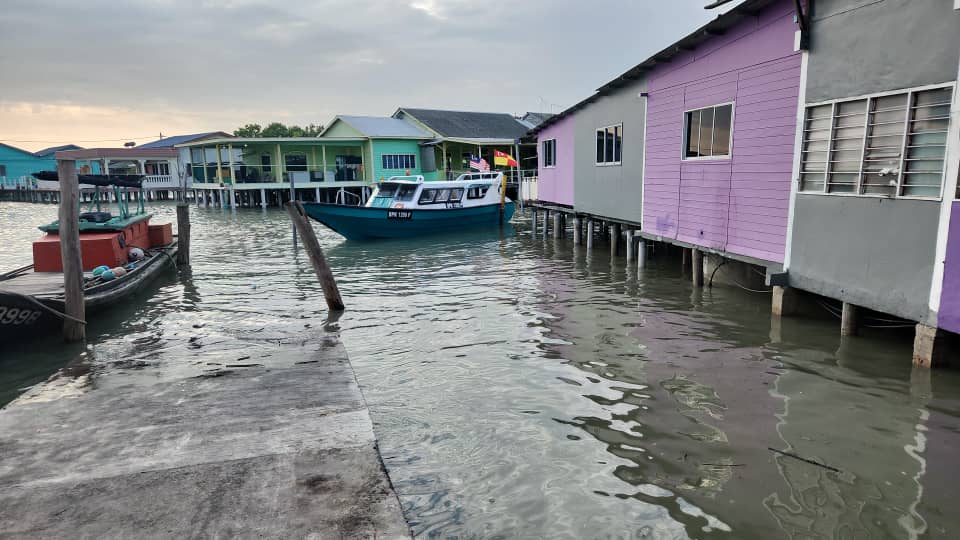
0,144,54,187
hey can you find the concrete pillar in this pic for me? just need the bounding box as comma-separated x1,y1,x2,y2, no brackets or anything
229,188,237,209
552,212,562,239
771,286,798,317
840,302,858,337
637,240,646,270
625,230,635,261
586,220,594,249
260,188,268,209
913,324,948,368
609,223,621,257
573,217,582,245
691,248,704,287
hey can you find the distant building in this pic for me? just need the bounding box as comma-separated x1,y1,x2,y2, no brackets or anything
0,143,74,189
137,132,232,149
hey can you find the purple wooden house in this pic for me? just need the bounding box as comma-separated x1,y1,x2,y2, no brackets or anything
535,115,574,207
642,0,803,265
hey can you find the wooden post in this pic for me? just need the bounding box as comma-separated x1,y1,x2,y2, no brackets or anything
57,160,85,342
682,247,691,274
552,212,562,239
285,201,345,311
586,220,594,249
692,248,704,287
573,217,582,245
176,203,191,266
531,209,538,235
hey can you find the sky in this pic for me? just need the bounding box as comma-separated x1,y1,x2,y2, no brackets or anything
0,0,741,151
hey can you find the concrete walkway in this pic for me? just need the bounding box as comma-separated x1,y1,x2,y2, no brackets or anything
0,337,410,539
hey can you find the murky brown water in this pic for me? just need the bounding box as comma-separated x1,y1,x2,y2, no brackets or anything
2,200,959,539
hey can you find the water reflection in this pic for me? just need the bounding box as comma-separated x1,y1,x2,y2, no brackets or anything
2,203,960,539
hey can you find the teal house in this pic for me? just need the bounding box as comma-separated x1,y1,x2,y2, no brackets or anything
0,143,82,188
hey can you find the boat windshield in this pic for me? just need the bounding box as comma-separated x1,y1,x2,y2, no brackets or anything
466,184,491,199
375,183,399,198
395,184,419,202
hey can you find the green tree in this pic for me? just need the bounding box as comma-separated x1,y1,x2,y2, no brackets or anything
234,122,324,138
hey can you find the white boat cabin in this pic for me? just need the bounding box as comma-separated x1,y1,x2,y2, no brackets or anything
367,172,506,210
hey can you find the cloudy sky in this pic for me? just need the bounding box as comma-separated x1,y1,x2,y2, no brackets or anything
0,0,740,151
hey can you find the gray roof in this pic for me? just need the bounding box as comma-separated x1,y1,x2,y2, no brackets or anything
520,112,555,128
396,108,529,140
33,144,82,157
334,116,430,138
138,132,231,148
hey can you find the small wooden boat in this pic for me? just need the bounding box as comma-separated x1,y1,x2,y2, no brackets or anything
0,173,178,342
302,172,516,240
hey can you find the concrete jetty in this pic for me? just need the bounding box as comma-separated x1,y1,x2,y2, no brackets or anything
0,335,410,539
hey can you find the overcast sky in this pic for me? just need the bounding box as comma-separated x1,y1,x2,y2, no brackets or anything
0,0,741,151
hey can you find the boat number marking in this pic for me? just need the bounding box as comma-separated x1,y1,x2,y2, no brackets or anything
0,307,42,325
444,202,462,209
387,210,413,220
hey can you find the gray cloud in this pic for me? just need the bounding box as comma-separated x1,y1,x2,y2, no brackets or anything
0,0,733,133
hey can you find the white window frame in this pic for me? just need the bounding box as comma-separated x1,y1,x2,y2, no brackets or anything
681,101,735,161
799,82,955,201
595,123,623,166
381,153,417,170
542,138,557,168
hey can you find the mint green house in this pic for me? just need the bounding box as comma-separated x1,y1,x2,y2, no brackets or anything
320,116,439,181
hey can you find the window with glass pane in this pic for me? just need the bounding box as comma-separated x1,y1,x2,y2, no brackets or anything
542,139,556,167
684,104,733,159
825,99,866,193
903,87,951,197
861,94,908,196
799,104,831,192
382,154,416,170
596,124,623,164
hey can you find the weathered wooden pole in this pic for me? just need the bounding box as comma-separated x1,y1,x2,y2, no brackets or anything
285,201,345,311
841,302,858,336
57,159,85,342
176,203,191,266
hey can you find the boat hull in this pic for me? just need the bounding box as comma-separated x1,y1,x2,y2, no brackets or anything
0,241,177,343
301,202,516,240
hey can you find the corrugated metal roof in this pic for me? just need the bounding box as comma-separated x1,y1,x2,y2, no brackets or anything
33,144,82,157
395,108,530,140
138,132,231,148
335,116,430,138
529,0,783,135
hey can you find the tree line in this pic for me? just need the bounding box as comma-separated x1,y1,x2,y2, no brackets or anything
233,122,324,138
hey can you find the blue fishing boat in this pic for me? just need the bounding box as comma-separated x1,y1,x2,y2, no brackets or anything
302,172,515,240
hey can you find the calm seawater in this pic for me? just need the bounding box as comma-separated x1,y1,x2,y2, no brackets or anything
2,200,960,539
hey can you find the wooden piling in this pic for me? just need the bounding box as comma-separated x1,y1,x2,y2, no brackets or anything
682,248,691,274
552,212,562,239
573,217,582,245
609,223,621,257
57,160,85,342
586,220,594,249
285,201,345,311
176,203,191,266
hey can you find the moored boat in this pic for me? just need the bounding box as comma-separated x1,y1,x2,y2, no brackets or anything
0,173,178,342
302,172,515,240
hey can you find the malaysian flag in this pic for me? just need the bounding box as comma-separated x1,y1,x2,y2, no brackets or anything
469,154,490,172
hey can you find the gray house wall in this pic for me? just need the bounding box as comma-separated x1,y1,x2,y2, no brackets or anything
806,0,960,103
573,78,647,223
789,196,941,323
788,0,960,322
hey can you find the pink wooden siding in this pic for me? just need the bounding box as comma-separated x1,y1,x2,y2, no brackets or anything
537,115,574,206
642,0,801,264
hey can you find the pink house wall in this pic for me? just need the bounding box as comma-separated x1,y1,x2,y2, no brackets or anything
536,115,574,207
642,0,801,264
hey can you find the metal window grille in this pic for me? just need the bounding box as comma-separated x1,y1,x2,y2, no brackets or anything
799,85,953,199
